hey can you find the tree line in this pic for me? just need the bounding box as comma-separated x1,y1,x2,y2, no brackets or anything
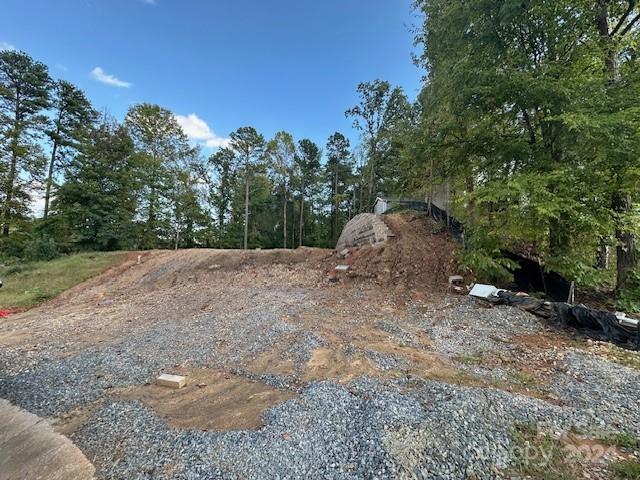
388,0,640,307
2,0,639,309
0,50,410,259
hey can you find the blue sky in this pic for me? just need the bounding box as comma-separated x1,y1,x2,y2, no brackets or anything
1,0,422,152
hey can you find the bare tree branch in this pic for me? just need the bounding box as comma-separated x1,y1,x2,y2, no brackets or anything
620,12,640,37
610,0,636,36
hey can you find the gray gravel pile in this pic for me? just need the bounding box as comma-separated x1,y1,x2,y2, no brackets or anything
552,351,640,435
0,296,303,416
364,350,411,371
375,320,418,347
74,376,609,480
388,379,599,479
76,380,425,480
412,297,543,358
281,331,327,363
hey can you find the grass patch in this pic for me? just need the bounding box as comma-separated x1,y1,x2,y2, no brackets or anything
606,347,640,371
454,352,485,365
610,459,640,479
0,252,126,309
600,432,640,450
511,370,537,387
510,423,578,480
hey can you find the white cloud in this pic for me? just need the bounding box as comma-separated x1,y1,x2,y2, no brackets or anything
90,67,132,88
0,41,16,51
175,113,230,149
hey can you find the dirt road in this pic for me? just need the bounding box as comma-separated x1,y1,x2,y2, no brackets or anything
1,244,639,479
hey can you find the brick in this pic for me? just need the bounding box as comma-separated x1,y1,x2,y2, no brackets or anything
156,374,186,389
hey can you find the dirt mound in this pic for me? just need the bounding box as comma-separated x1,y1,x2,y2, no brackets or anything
335,212,459,291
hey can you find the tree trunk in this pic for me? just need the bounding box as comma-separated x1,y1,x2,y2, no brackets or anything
147,186,156,248
596,2,638,293
243,168,249,250
614,192,637,291
43,140,59,219
283,186,287,249
331,168,338,242
2,95,21,237
1,152,17,237
299,177,305,247
367,142,377,211
218,204,225,248
595,238,610,269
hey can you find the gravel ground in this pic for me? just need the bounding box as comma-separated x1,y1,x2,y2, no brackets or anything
1,249,639,479
552,350,640,435
410,296,544,358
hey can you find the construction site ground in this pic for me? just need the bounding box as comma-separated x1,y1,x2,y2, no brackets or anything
1,214,639,479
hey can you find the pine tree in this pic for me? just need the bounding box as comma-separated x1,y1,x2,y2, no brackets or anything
296,139,321,247
0,50,51,236
267,131,296,248
326,132,352,244
228,127,265,249
44,80,97,218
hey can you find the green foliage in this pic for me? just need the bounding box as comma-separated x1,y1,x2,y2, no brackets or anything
615,270,640,313
24,235,59,261
345,80,412,212
458,229,518,284
55,120,141,251
0,227,31,260
43,80,98,218
599,432,640,450
0,49,51,236
407,0,640,294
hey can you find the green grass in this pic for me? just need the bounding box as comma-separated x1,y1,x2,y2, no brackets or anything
606,347,640,371
600,432,640,450
509,423,578,480
610,460,640,479
0,252,126,309
453,352,485,365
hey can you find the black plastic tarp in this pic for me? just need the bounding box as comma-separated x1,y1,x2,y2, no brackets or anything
495,291,639,350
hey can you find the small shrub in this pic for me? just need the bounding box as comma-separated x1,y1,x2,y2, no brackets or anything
458,247,518,285
24,236,60,262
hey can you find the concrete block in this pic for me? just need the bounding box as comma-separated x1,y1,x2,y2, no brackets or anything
156,374,186,389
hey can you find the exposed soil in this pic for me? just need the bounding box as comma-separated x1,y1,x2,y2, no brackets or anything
118,369,296,431
1,217,638,479
335,212,459,292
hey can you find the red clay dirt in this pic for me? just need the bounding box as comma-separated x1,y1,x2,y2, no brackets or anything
335,212,459,292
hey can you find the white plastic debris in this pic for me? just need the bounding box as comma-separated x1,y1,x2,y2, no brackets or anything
469,283,504,300
615,312,640,329
335,265,350,272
